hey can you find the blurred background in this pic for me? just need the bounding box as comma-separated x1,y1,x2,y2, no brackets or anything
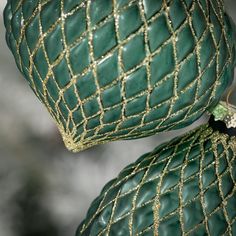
0,1,235,236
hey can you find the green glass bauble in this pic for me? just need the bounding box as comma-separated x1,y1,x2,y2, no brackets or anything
77,124,236,235
4,0,236,152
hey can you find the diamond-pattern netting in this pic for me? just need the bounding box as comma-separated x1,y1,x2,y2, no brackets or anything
4,0,236,152
77,125,236,235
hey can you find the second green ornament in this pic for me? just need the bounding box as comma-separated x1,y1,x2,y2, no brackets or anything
77,123,236,235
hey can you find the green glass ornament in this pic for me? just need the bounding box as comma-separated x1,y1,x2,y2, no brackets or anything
4,0,236,152
77,124,236,235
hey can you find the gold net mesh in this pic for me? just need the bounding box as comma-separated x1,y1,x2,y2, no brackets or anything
77,125,236,235
4,0,235,151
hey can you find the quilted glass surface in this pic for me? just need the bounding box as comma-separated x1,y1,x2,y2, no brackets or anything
4,0,236,151
77,125,236,235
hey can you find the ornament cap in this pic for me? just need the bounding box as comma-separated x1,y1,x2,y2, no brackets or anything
211,101,236,129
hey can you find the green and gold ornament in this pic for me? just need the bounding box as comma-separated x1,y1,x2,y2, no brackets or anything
4,0,236,152
77,101,236,236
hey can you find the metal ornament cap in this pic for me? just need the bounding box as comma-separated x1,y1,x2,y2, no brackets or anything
211,101,236,129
